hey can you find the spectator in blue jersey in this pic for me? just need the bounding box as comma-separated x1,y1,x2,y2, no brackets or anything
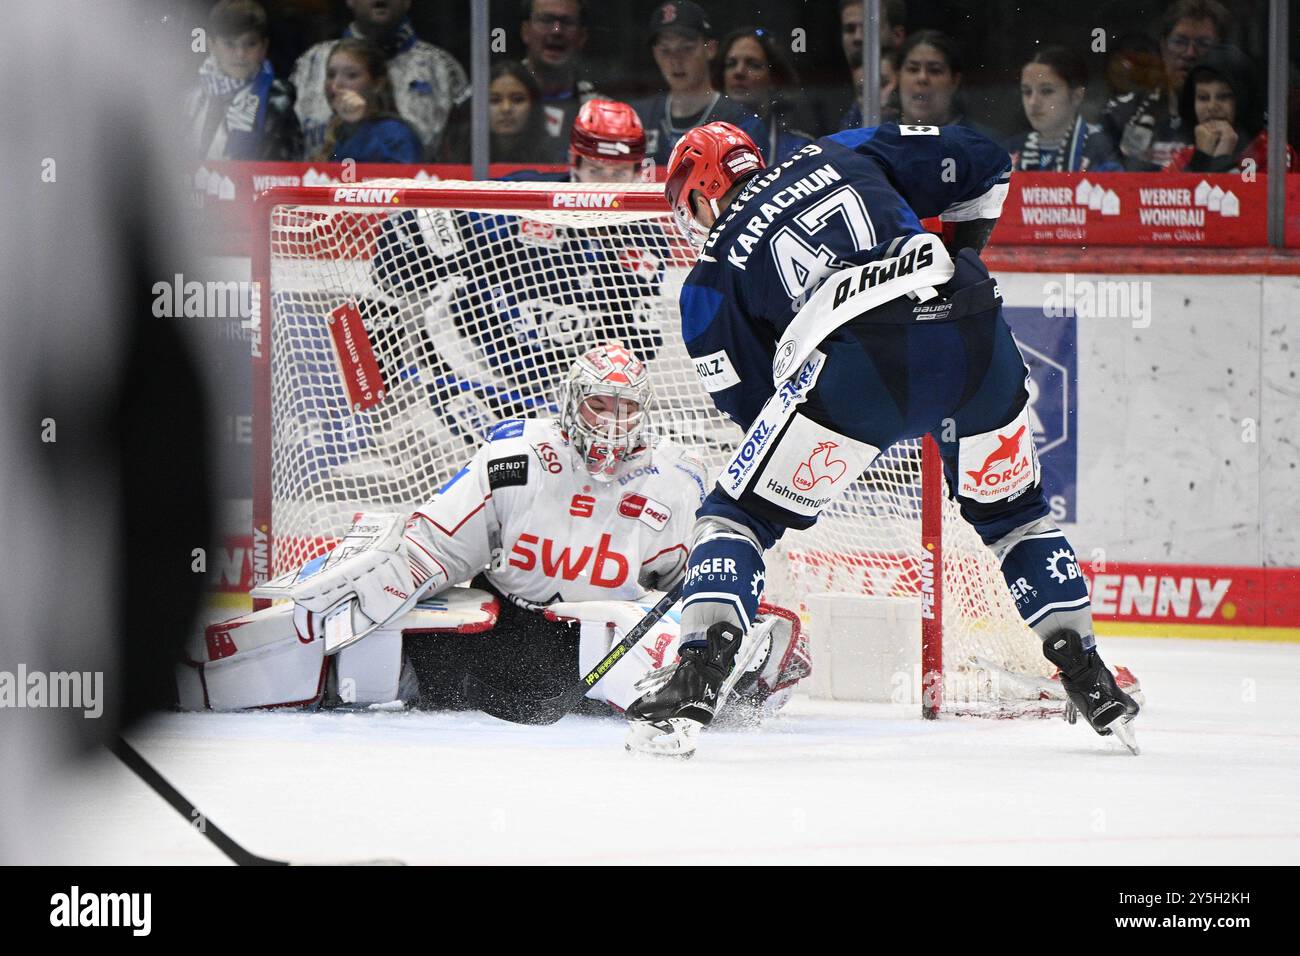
184,0,301,161
1006,47,1121,172
631,1,766,170
291,0,469,160
441,61,565,165
314,39,423,163
716,27,815,163
519,0,605,162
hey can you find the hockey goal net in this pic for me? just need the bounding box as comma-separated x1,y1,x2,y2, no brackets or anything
251,179,1056,716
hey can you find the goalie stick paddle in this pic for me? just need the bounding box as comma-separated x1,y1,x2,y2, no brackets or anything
469,582,684,726
110,737,404,866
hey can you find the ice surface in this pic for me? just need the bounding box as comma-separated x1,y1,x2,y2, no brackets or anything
36,637,1300,865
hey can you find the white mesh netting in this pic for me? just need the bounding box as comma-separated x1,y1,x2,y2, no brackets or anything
260,180,1053,710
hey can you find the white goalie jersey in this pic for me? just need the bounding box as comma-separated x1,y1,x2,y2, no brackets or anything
408,417,707,607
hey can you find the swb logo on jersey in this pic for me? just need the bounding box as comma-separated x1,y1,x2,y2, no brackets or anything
957,407,1039,502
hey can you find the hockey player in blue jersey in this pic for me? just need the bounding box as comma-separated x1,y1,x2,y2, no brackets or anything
625,121,1140,756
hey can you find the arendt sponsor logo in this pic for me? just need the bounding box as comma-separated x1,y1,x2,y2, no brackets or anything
508,532,630,588
726,420,775,485
792,441,846,491
551,192,618,209
962,425,1032,498
332,186,400,204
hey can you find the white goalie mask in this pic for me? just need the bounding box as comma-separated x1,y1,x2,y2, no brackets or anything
559,344,653,482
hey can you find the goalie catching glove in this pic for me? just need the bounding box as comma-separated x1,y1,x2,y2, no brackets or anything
257,513,447,640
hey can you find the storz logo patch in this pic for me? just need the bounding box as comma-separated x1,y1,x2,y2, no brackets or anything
725,419,775,488
619,493,671,531
486,455,529,490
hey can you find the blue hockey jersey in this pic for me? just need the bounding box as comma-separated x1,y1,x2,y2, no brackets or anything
680,123,1012,429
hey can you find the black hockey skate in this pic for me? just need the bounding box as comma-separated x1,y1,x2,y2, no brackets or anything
1043,630,1141,754
624,622,744,757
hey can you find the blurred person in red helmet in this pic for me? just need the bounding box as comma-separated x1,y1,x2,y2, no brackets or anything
569,99,649,183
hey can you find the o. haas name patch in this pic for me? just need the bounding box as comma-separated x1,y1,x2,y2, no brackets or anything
619,493,671,531
486,455,529,490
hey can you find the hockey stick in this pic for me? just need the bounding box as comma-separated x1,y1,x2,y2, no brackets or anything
110,737,404,865
469,582,684,726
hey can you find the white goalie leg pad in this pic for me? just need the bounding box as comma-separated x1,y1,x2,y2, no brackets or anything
544,598,683,712
334,629,404,706
330,587,501,707
177,604,326,711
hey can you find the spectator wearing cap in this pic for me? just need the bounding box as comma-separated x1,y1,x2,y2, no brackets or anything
184,0,302,160
1102,0,1233,171
519,0,606,165
836,0,906,131
1165,45,1295,173
631,1,766,170
291,0,469,160
717,27,815,163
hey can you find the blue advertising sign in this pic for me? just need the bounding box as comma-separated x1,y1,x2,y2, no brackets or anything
1002,307,1078,523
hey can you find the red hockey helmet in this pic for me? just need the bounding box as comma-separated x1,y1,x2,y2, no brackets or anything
570,99,647,180
664,121,764,248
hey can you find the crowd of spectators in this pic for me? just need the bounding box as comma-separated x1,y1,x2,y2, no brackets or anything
183,0,1295,175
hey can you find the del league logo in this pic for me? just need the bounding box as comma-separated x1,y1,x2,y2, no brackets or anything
619,493,670,530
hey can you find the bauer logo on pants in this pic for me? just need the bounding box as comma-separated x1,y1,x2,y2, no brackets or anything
957,406,1039,502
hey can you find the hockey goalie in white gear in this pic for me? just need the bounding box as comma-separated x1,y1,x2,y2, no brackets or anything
178,343,809,722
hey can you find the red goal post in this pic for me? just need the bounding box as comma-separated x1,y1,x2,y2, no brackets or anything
249,179,1054,717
